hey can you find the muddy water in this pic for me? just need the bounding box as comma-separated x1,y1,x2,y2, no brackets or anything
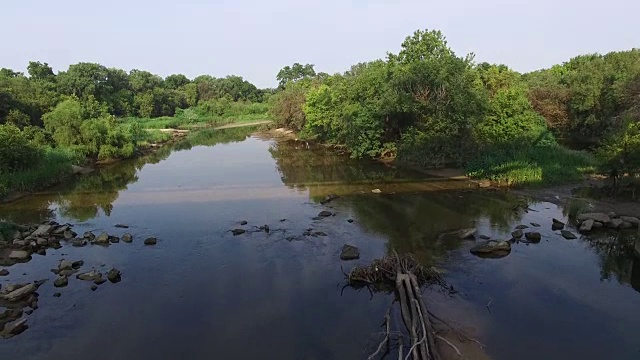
1,128,639,360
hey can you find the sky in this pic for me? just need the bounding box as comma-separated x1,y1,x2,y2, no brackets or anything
1,0,638,88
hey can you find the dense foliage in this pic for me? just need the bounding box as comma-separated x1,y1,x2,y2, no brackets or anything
270,29,640,185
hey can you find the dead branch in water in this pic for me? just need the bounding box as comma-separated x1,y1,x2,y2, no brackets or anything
345,253,480,360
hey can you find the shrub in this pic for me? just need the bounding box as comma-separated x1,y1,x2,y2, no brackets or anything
0,124,42,172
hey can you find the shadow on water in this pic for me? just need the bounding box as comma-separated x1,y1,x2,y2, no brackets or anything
0,132,639,360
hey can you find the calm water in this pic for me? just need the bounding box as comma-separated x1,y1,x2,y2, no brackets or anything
1,128,639,360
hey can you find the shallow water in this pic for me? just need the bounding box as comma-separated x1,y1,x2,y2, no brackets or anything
1,128,639,359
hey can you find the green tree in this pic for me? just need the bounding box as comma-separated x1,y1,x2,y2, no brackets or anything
27,61,55,81
165,74,190,89
277,63,316,88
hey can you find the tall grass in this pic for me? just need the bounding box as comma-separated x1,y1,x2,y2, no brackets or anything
0,147,81,199
466,145,597,187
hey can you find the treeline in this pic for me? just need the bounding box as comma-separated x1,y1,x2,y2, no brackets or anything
270,30,640,185
0,62,267,198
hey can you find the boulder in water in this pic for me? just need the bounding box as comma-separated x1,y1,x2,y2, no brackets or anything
121,233,133,243
525,232,541,243
576,213,611,224
470,240,511,258
511,229,523,239
561,230,577,240
340,244,360,260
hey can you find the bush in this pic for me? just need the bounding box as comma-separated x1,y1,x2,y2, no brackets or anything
597,120,640,176
0,124,42,172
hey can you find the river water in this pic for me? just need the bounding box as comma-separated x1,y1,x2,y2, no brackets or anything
1,128,639,360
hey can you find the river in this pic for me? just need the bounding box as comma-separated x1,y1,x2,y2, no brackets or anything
1,127,639,359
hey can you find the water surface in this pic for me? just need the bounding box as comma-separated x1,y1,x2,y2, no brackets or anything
1,128,639,359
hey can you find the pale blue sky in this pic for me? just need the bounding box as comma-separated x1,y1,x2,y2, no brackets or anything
1,0,638,88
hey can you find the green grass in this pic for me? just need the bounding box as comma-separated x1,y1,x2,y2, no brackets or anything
466,145,597,187
0,147,82,199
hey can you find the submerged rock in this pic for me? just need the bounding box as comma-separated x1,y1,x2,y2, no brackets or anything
53,292,61,298
318,211,333,217
479,235,491,240
0,318,28,339
511,229,523,239
71,239,87,247
0,269,9,276
347,219,354,223
470,240,511,257
72,260,84,269
109,236,120,244
77,270,102,281
314,231,327,237
121,233,133,243
240,220,248,225
577,213,611,224
561,230,577,240
530,223,541,227
63,230,77,239
94,278,107,285
107,268,121,283
53,276,68,288
144,237,157,245
580,219,594,232
59,260,73,271
94,232,110,244
114,224,129,229
90,285,98,291
515,225,529,230
83,231,96,241
525,232,542,243
458,228,477,239
231,229,245,236
340,244,360,260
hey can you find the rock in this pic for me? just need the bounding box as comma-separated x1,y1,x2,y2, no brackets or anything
0,269,8,276
59,260,73,271
458,228,477,239
53,292,61,298
280,219,287,222
53,276,68,288
94,232,109,244
0,318,28,338
552,222,564,231
371,189,382,194
320,194,338,204
90,285,98,291
2,283,37,302
576,213,611,224
109,236,120,243
607,218,624,229
620,216,640,227
24,309,33,315
52,225,69,235
83,231,96,240
580,219,594,232
530,223,541,227
479,235,491,240
470,240,511,256
72,165,94,175
144,237,157,245
107,268,121,283
511,229,523,239
347,219,354,223
13,239,29,247
525,232,542,243
231,229,245,236
36,238,48,246
608,211,618,219
63,230,76,239
263,225,270,233
240,220,248,225
340,244,360,260
121,233,133,243
94,278,107,285
8,250,30,260
515,225,529,230
31,224,53,237
59,269,78,277
314,231,327,237
561,230,577,240
621,221,634,229
552,218,565,226
592,221,604,228
477,180,491,188
71,239,87,247
36,249,46,256
318,211,333,217
72,260,84,269
114,224,129,228
76,270,102,281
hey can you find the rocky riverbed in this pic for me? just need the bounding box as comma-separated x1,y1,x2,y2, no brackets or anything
0,220,159,339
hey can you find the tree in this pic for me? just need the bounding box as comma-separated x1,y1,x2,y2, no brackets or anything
277,63,316,88
27,61,55,81
165,74,190,90
57,63,111,103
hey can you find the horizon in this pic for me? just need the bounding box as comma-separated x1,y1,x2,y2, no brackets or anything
1,0,638,88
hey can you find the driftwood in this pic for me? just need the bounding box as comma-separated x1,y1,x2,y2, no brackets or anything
345,253,480,360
